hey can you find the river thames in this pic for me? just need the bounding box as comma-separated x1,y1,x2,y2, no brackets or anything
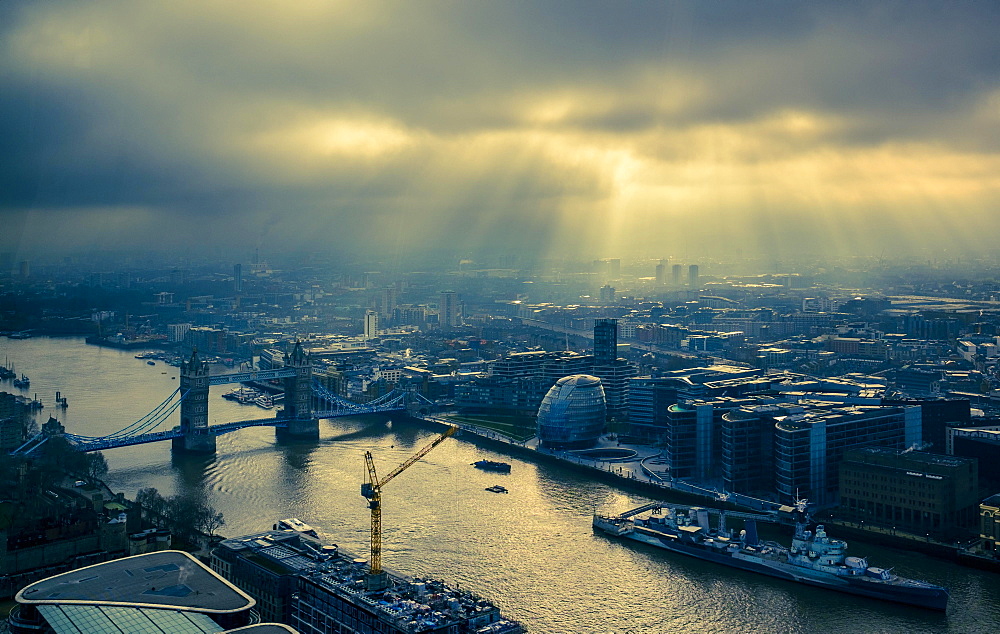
2,336,999,633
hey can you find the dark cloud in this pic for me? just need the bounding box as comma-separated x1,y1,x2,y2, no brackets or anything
1,1,999,260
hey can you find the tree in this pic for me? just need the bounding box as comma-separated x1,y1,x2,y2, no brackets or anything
135,487,167,524
199,509,226,541
85,452,108,481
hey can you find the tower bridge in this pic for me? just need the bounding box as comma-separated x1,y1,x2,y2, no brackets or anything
11,342,420,457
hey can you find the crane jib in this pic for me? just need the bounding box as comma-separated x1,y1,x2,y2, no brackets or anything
362,426,456,580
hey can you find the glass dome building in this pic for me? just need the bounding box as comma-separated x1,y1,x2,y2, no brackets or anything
536,374,607,449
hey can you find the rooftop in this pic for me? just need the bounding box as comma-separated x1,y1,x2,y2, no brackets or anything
847,446,973,469
17,550,255,614
216,530,516,633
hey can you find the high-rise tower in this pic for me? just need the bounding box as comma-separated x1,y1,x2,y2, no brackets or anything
440,291,459,328
671,264,683,286
594,318,618,365
364,310,380,339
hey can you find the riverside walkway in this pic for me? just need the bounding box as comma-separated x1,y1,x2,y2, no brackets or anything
419,414,783,513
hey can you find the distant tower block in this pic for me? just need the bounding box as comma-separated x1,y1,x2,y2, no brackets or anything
440,291,459,328
233,263,243,293
381,286,398,319
671,264,683,286
174,350,216,453
364,310,379,340
608,258,621,279
281,340,317,438
688,264,699,288
594,318,618,365
655,260,667,285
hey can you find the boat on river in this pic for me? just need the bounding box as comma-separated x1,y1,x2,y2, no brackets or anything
472,460,511,473
593,501,949,611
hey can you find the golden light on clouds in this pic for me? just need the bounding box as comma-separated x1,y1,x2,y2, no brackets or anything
2,1,999,258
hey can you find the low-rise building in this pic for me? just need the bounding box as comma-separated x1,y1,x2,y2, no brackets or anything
839,448,979,537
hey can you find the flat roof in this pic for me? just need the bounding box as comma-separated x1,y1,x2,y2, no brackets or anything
17,551,255,614
36,604,223,634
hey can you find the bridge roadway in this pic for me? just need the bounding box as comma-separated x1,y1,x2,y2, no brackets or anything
68,398,410,452
11,368,413,455
207,367,297,386
70,417,295,452
65,399,409,452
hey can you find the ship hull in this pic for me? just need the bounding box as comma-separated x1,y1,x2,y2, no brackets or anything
596,521,948,611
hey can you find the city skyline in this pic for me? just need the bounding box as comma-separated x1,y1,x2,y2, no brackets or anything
2,2,999,261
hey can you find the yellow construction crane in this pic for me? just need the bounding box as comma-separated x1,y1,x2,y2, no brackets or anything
361,425,456,589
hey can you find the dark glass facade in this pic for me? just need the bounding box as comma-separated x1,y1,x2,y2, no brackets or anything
537,375,607,449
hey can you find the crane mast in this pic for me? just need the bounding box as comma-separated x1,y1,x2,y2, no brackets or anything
361,425,456,589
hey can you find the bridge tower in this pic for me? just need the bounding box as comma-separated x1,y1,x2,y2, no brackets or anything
173,349,216,453
280,340,317,438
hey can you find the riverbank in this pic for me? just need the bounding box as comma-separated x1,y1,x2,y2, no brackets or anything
421,413,1000,574
419,414,785,513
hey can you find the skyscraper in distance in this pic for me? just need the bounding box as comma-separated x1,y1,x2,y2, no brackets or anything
594,318,618,365
688,264,699,288
440,291,459,328
364,310,379,339
671,264,682,286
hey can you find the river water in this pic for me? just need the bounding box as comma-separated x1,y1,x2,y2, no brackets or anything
2,336,998,633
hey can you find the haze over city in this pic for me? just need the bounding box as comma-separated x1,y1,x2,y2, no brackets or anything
3,1,999,263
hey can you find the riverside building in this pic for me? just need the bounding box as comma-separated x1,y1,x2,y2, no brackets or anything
838,447,979,536
536,375,607,449
9,550,264,633
211,527,522,634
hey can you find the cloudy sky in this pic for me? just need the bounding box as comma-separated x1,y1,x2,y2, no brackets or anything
2,2,999,263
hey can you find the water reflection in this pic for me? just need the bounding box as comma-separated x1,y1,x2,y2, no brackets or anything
3,337,1000,633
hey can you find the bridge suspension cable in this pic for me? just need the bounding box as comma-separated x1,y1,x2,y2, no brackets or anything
311,382,406,410
65,388,188,441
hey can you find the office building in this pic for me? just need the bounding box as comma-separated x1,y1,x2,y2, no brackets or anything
381,286,398,319
167,323,192,343
667,264,680,286
364,310,379,340
537,375,607,449
9,551,261,633
839,448,979,535
591,318,638,419
627,367,770,443
234,263,243,293
951,428,1000,484
659,396,777,482
439,291,459,328
721,403,782,495
212,528,522,634
774,404,921,505
882,397,970,452
594,319,618,365
688,264,699,288
457,351,595,417
655,261,667,285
